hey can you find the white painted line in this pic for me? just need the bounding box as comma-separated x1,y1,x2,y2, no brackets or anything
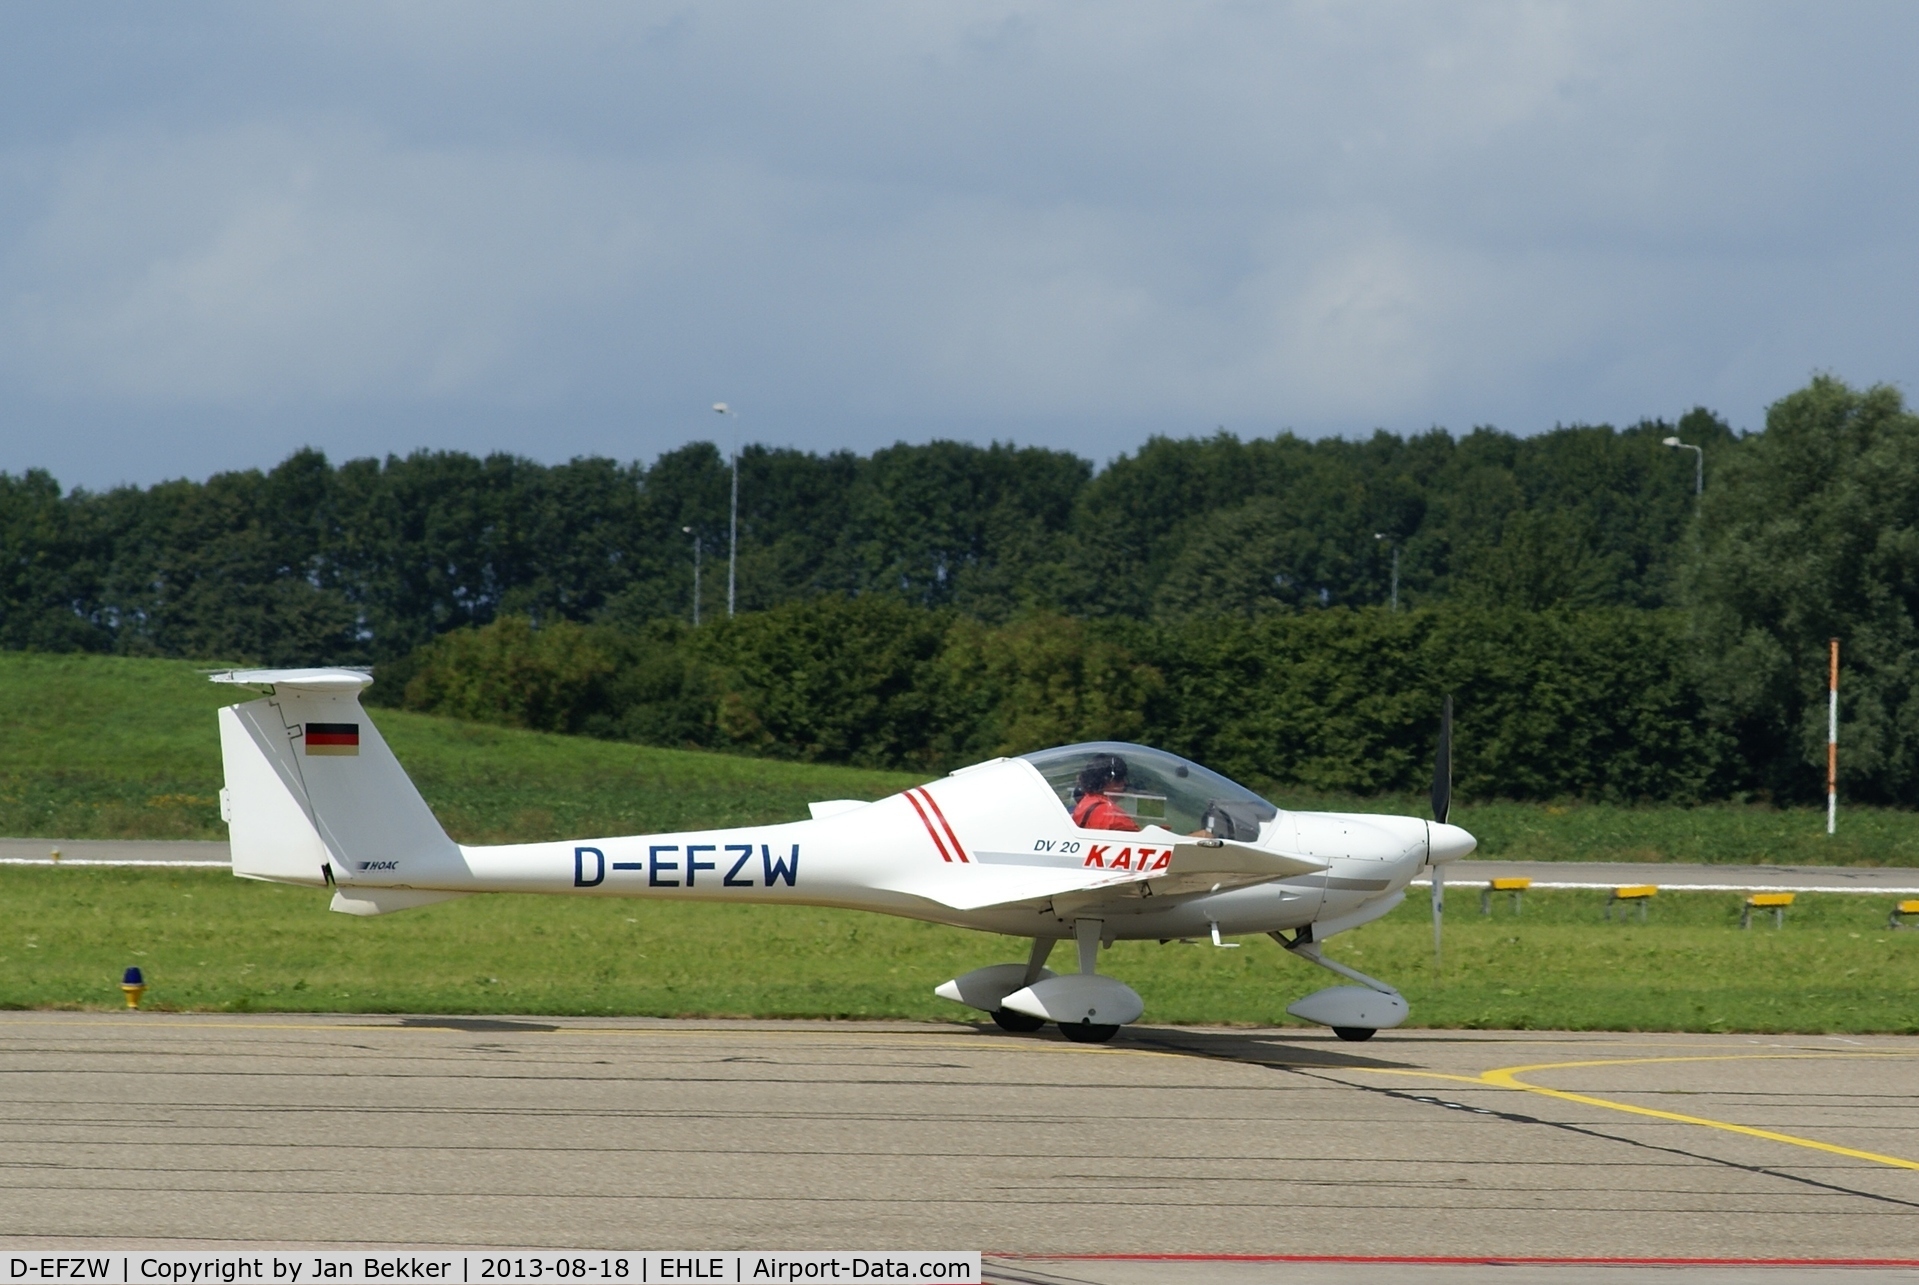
0,858,230,868
1412,878,1919,895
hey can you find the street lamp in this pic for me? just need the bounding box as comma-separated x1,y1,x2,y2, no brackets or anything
713,403,738,617
1374,533,1399,612
682,525,702,626
1662,436,1703,495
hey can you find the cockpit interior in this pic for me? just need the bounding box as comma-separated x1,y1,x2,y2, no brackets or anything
1020,742,1279,840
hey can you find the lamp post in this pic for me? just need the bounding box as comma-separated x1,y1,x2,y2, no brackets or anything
1374,533,1399,611
682,525,701,626
1828,637,1840,836
1662,436,1703,495
713,403,738,617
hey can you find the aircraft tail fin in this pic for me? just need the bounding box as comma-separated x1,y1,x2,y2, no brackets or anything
212,669,466,904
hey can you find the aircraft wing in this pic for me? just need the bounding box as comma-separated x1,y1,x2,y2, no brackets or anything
903,840,1324,914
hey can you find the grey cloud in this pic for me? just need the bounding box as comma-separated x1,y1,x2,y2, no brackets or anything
1,1,1915,487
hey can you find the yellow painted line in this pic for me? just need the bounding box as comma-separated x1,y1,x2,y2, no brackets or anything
1362,1053,1919,1171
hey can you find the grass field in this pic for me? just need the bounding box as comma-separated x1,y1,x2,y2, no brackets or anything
3,649,1916,864
0,652,921,842
6,650,1919,1033
4,867,1916,1033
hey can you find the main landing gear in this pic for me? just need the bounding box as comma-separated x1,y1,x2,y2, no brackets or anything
1274,929,1410,1041
935,921,1144,1043
991,936,1121,1042
991,1007,1046,1033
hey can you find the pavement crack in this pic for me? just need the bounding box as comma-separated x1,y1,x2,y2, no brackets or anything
1300,1067,1919,1211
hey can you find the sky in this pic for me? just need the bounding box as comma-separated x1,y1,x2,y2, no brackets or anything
2,2,1916,490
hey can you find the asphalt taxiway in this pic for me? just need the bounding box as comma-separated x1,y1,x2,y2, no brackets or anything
0,1014,1914,1273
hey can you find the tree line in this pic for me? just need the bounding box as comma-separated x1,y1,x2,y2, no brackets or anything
376,603,1724,805
3,375,1914,804
0,407,1730,662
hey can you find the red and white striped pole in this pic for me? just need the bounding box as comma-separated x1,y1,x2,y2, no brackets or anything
1827,638,1839,836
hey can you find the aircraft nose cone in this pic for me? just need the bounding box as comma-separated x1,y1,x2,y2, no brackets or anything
1427,821,1477,864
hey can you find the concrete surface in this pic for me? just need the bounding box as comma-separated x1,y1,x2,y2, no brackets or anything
0,1014,1913,1269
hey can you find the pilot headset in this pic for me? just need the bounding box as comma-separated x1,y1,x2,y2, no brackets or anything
1072,754,1129,801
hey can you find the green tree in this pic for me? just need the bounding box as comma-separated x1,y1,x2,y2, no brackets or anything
931,613,1162,760
397,616,621,733
0,469,110,652
691,595,953,767
1687,376,1919,803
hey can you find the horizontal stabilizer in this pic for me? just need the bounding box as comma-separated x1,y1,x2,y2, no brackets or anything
209,668,373,693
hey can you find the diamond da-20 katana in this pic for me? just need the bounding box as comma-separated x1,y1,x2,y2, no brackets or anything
212,668,1475,1042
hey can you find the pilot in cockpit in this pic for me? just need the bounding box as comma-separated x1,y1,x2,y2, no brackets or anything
1070,754,1142,832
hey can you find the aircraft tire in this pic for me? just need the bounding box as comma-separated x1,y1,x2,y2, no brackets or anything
1058,1021,1120,1044
1332,1026,1376,1042
991,1007,1046,1032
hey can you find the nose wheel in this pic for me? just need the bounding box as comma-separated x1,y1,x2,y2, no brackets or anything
1332,1026,1376,1042
1058,1022,1120,1044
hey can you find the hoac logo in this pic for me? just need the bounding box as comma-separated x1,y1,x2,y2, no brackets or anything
359,861,399,871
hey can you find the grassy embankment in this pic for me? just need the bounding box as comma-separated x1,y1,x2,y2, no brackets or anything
3,650,1917,1031
0,652,922,842
4,650,1913,865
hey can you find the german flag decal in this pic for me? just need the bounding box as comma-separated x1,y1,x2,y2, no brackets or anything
305,722,360,756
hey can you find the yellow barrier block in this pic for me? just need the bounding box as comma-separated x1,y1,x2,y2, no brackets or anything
1892,900,1919,929
1606,885,1657,922
1743,891,1794,929
1481,877,1532,916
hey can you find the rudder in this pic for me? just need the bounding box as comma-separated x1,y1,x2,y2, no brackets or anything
213,668,467,900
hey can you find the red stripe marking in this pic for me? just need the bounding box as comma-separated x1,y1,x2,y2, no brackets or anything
903,790,952,862
990,1265,1919,1273
918,787,969,863
306,732,359,745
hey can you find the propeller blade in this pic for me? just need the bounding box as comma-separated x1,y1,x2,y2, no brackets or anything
1430,693,1453,977
1430,694,1453,826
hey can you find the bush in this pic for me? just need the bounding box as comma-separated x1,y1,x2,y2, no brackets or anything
387,600,1726,802
393,616,619,734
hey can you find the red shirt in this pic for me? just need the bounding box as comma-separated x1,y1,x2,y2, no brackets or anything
1072,792,1140,832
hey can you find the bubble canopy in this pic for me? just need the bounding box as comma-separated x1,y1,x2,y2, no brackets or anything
1020,742,1280,840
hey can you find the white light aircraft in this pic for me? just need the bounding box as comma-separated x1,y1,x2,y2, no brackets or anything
212,669,1475,1042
